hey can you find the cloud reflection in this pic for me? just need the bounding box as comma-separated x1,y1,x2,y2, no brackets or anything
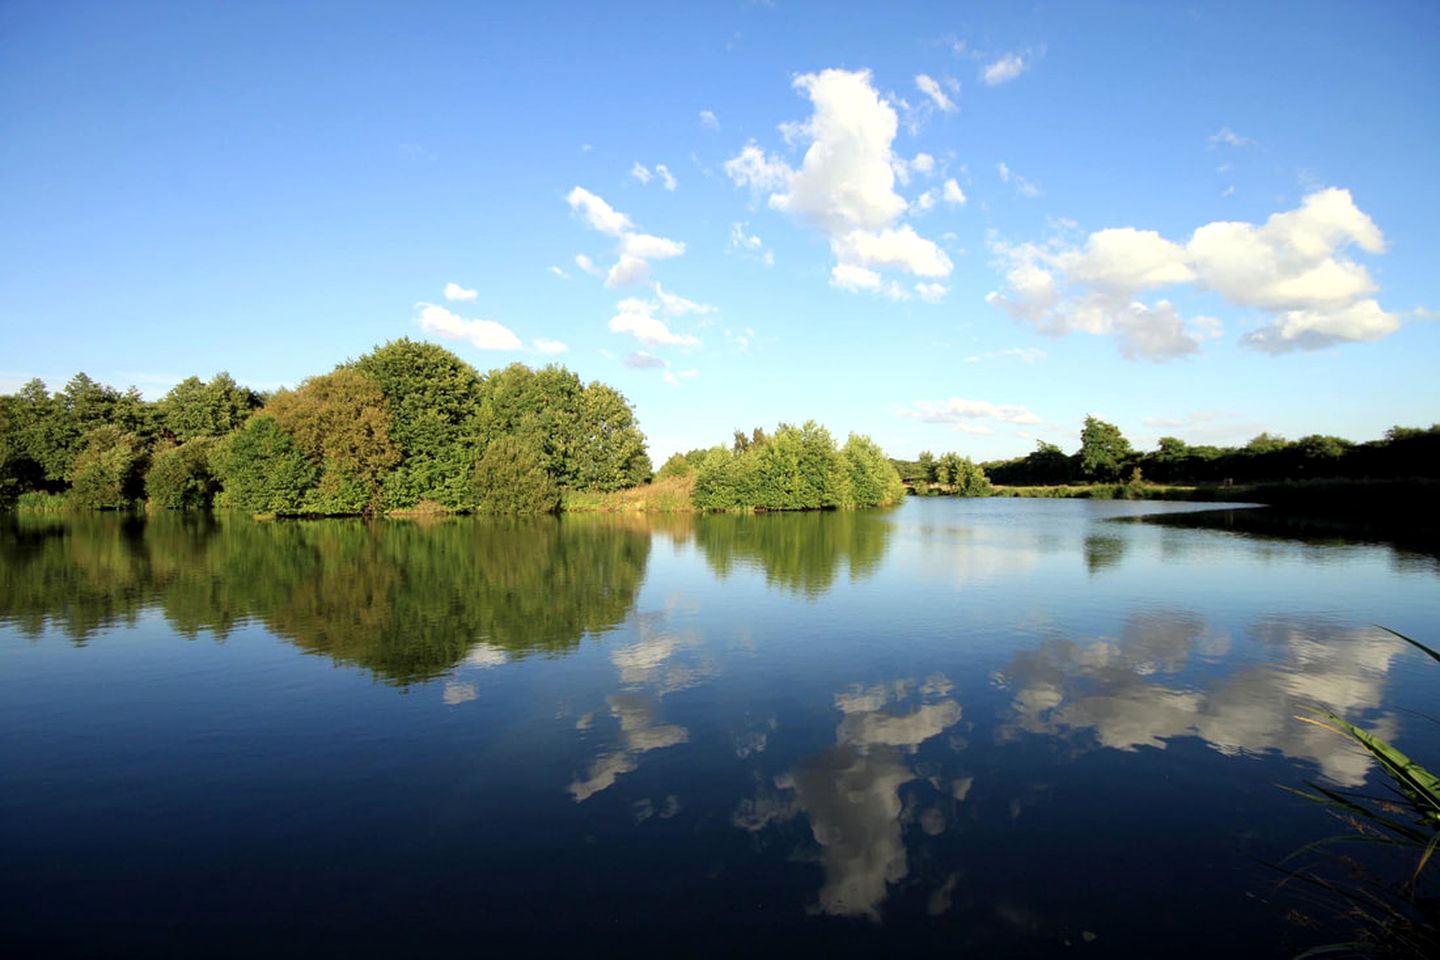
734,677,962,919
999,613,1407,786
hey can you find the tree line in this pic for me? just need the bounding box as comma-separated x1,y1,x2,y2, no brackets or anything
655,422,907,511
0,339,652,515
983,416,1440,487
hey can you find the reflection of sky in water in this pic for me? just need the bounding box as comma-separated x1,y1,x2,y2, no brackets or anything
4,501,1440,954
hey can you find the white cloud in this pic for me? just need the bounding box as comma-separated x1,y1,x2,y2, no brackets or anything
915,282,947,304
443,282,478,302
606,253,650,287
831,225,953,278
656,163,677,191
724,142,793,193
567,187,687,288
630,162,652,185
575,254,602,277
533,338,568,354
981,52,1028,86
900,397,1040,426
916,190,937,211
1208,127,1253,148
609,298,701,347
653,282,715,316
987,187,1397,357
770,69,908,232
725,68,952,298
915,74,956,112
911,152,935,175
621,233,685,260
547,265,571,280
942,178,966,205
699,109,719,130
566,186,632,236
633,162,677,191
414,303,522,350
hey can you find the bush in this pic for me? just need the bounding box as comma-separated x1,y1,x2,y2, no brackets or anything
69,426,146,509
213,415,317,514
145,438,220,509
470,435,560,515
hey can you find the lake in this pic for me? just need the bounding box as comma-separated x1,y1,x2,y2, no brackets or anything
3,499,1438,957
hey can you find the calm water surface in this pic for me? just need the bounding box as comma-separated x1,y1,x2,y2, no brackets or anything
3,500,1438,957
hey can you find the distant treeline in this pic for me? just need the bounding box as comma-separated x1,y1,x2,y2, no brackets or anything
979,416,1440,487
890,450,993,496
0,339,652,515
654,423,906,511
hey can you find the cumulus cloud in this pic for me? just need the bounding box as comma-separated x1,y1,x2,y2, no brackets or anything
533,338,568,354
631,162,652,185
914,74,956,112
986,187,1396,357
725,69,952,299
653,282,715,316
443,282,478,302
566,186,632,236
415,303,522,350
575,254,602,277
609,298,701,347
942,178,966,205
566,186,687,288
981,52,1028,86
699,109,719,130
911,152,935,175
900,397,1040,427
914,282,947,304
656,163,677,191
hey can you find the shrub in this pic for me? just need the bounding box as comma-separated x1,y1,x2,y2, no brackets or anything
145,438,220,509
470,435,560,515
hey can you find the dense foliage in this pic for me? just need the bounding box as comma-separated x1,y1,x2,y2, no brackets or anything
0,340,652,516
984,418,1440,487
691,422,905,511
893,449,993,497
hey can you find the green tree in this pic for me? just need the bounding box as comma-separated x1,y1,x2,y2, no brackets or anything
1079,415,1133,481
265,367,400,514
159,373,260,442
917,450,938,484
213,415,317,514
145,438,221,509
841,434,906,507
470,435,560,515
69,425,147,509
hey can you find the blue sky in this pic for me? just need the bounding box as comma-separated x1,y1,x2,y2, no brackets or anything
2,0,1436,463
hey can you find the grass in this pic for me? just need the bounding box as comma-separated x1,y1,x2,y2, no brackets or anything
1281,629,1440,958
15,491,73,513
561,474,696,513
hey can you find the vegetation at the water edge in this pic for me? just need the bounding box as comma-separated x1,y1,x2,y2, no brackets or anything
0,341,651,517
1283,629,1440,958
683,422,906,511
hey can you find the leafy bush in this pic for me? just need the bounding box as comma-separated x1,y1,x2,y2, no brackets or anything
213,415,317,514
69,426,146,509
145,437,220,509
470,435,560,515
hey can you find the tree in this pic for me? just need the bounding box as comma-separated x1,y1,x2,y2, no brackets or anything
470,435,560,515
264,368,400,514
159,372,259,442
213,415,317,514
145,438,220,509
1078,416,1132,481
69,425,147,509
841,434,906,507
917,450,938,484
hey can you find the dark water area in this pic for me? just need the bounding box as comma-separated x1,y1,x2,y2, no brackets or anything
3,500,1438,957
